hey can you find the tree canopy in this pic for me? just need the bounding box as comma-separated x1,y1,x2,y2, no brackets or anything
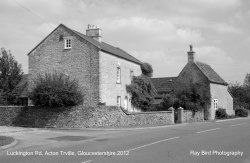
228,83,250,110
0,48,23,105
126,63,156,111
140,63,153,77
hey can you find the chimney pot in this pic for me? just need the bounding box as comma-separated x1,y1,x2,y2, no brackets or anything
86,24,102,42
187,44,195,63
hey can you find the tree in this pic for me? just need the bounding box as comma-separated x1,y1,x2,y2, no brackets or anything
175,81,210,113
0,48,23,105
228,83,250,110
29,72,83,108
126,63,156,111
140,63,153,77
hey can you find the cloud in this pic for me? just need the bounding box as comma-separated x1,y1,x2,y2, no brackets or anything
36,23,57,35
176,28,203,44
195,46,233,65
95,17,204,52
0,0,248,82
131,50,186,77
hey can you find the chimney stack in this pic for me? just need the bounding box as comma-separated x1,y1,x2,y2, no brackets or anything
86,24,102,42
187,44,195,63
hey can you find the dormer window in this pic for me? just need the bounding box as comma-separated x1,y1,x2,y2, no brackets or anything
64,38,72,49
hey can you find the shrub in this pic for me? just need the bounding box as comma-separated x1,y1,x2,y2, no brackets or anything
175,81,210,113
229,83,250,111
160,94,174,110
216,108,228,119
235,106,248,117
140,63,153,77
126,75,156,111
30,72,83,108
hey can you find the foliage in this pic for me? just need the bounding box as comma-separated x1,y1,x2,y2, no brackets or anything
235,106,248,117
0,48,23,105
126,75,156,111
215,108,228,119
174,81,210,112
140,63,153,77
159,94,179,110
160,94,174,110
228,83,250,110
30,72,83,108
126,62,156,111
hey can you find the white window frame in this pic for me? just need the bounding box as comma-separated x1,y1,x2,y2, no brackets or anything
213,99,218,109
117,96,121,107
124,96,128,110
117,66,121,83
64,38,72,49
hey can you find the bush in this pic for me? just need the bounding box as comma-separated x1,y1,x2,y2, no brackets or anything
216,108,228,119
126,75,156,111
229,83,250,111
30,73,83,108
235,106,248,117
140,63,153,77
175,81,210,113
160,95,174,110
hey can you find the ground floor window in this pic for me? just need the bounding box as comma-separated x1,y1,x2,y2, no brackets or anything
213,99,218,109
117,96,121,107
124,96,128,110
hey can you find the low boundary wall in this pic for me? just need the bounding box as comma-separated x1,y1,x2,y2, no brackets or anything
0,106,174,128
180,108,204,123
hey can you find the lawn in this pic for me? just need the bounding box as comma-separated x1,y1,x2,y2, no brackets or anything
0,136,14,147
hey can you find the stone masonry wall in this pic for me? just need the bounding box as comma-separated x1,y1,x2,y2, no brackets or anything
99,51,141,112
28,25,100,106
0,106,174,128
210,83,234,118
182,110,204,123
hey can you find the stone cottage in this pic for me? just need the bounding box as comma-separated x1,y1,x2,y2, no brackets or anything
152,45,234,120
26,24,142,111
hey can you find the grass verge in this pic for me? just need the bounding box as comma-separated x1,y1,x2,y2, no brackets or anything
0,136,14,147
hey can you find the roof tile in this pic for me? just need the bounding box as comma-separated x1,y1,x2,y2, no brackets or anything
195,61,228,85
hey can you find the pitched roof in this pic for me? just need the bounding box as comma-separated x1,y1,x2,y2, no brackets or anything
28,24,142,65
151,77,176,93
12,74,29,97
195,61,228,85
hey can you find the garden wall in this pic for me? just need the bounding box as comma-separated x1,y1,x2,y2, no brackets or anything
0,106,174,128
182,109,204,123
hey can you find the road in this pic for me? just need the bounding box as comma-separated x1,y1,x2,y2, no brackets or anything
0,118,250,163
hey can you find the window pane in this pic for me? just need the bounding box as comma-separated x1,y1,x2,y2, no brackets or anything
117,67,121,83
117,96,121,107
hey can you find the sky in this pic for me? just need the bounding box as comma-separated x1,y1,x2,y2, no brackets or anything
1,0,250,84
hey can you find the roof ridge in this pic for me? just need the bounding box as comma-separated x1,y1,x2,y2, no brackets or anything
28,24,141,64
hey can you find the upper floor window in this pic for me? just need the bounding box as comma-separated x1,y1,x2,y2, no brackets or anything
64,38,72,49
117,66,121,83
130,70,134,79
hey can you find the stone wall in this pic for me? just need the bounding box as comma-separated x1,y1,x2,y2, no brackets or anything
210,83,234,118
99,51,141,111
0,106,174,128
182,110,204,123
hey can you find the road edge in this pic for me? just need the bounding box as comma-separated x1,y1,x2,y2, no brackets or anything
0,138,18,150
